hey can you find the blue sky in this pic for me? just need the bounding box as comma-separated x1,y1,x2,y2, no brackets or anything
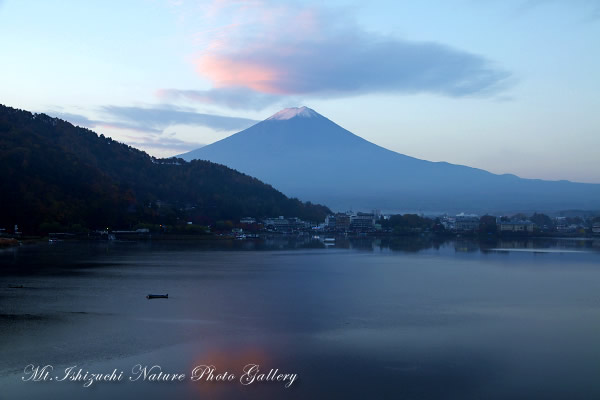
1,0,599,182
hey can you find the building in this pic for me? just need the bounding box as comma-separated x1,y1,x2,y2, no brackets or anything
592,223,600,235
325,213,351,232
240,217,256,224
263,216,307,232
499,220,535,233
264,216,291,231
440,215,456,230
325,215,335,229
455,213,479,232
325,212,377,232
350,213,376,231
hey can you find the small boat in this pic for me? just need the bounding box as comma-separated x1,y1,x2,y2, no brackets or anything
146,294,168,299
8,284,24,289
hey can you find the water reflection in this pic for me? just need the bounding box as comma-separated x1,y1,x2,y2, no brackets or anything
1,238,600,399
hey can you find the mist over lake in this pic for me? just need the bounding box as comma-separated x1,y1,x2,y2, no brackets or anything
1,238,600,399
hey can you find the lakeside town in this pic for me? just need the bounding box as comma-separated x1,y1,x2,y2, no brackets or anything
242,211,600,237
2,210,599,247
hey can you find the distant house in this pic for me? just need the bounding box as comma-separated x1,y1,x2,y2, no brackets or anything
554,217,573,233
499,221,535,233
455,213,479,232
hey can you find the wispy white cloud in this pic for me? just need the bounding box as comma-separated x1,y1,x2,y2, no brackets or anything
123,132,205,152
48,105,257,133
46,105,257,155
99,104,257,132
157,87,282,110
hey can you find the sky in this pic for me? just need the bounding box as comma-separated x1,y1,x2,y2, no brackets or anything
0,0,599,183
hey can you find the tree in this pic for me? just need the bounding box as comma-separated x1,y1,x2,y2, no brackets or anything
479,215,497,235
530,213,553,230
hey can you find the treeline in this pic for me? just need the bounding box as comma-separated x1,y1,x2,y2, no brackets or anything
379,214,443,234
379,212,600,235
0,105,330,234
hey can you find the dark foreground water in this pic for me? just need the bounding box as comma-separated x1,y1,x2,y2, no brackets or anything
1,237,600,399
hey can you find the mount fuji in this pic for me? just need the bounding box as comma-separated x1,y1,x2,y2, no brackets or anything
180,107,600,213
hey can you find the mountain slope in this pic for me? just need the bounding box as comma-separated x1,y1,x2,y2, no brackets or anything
0,105,330,233
181,107,600,212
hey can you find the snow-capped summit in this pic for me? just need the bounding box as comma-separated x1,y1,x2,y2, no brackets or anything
267,106,319,120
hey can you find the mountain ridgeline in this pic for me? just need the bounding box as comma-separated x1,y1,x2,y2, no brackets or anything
0,105,330,234
181,107,600,213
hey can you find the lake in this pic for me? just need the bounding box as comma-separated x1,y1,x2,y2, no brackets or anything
1,237,600,399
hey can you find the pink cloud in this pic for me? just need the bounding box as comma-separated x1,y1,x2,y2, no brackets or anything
165,0,510,109
197,54,287,94
190,3,327,95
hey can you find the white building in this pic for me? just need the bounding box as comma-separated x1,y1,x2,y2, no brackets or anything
455,213,479,232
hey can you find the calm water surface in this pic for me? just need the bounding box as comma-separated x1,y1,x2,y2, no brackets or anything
1,237,600,399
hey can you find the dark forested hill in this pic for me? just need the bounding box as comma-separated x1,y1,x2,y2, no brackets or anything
0,105,330,233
